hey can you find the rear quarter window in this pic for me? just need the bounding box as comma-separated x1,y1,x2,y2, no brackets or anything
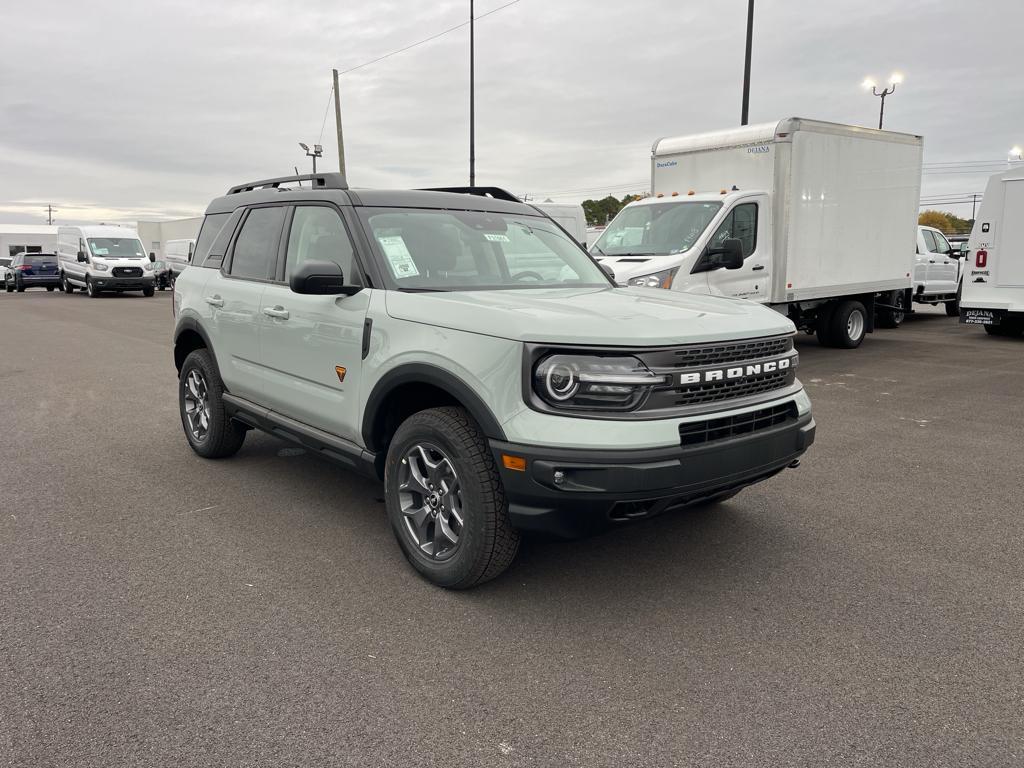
194,212,233,268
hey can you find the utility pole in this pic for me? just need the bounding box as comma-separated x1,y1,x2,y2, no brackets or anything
972,193,978,221
469,0,476,187
332,69,347,177
741,0,754,125
44,204,56,225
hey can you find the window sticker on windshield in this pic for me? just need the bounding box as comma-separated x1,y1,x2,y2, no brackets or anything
92,247,109,255
377,235,420,278
484,233,510,242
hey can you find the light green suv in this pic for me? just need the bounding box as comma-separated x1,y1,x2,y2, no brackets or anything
172,174,815,588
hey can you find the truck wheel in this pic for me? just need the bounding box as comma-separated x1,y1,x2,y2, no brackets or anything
384,406,520,589
815,302,837,347
61,275,74,294
143,287,155,297
86,277,100,298
876,290,906,328
830,300,867,348
178,349,247,458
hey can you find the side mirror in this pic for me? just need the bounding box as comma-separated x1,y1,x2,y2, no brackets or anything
149,252,156,262
289,260,361,296
77,251,87,263
599,263,616,282
708,238,744,270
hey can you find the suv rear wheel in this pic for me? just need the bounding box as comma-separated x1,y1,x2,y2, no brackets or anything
178,349,247,458
384,406,520,589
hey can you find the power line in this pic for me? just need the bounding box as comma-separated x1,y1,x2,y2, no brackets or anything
318,85,334,146
333,0,521,78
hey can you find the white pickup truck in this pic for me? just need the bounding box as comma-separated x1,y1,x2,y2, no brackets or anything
915,225,962,315
591,118,923,348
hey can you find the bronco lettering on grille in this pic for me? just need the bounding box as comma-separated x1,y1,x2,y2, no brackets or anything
678,357,791,386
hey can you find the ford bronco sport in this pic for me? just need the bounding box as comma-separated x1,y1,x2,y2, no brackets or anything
172,173,815,588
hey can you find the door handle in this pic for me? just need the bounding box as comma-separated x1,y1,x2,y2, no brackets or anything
263,305,289,319
928,260,936,263
204,295,224,308
751,265,765,271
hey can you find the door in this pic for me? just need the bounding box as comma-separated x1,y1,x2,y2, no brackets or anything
914,228,931,288
258,204,369,444
205,205,287,403
927,230,959,292
704,200,769,302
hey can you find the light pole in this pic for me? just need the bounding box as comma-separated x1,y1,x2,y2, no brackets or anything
469,0,476,187
741,0,754,125
862,73,903,129
299,142,323,174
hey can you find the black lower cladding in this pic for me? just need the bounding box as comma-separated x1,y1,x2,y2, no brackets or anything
92,274,155,290
491,410,815,538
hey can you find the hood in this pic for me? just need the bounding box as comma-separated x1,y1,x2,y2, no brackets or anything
594,252,691,283
384,286,794,346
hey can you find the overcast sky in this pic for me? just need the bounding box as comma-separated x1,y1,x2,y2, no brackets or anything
1,0,1020,225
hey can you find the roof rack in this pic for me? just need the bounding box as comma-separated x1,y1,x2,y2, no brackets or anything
419,186,522,203
227,173,348,195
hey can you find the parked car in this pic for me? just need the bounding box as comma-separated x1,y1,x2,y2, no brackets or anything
0,255,11,286
173,172,815,589
152,258,172,290
56,225,156,297
915,225,961,316
165,238,196,282
960,167,1024,336
4,252,61,292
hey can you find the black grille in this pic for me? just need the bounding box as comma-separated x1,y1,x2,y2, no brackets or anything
671,370,792,407
667,336,792,368
679,402,797,446
112,266,143,278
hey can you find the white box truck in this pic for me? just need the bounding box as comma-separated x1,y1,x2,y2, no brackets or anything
590,118,922,348
534,202,588,246
959,165,1024,336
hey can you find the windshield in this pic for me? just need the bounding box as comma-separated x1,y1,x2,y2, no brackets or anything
88,237,146,259
358,208,609,291
592,201,722,256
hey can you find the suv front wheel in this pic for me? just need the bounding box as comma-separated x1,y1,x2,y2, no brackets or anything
384,407,520,589
178,349,247,458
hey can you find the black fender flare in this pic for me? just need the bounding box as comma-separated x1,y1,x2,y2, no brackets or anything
173,316,222,379
362,363,507,450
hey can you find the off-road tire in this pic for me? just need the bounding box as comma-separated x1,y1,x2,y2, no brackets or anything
178,348,247,459
829,300,867,349
384,406,520,589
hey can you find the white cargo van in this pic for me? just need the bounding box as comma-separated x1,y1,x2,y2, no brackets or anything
164,238,195,279
534,203,587,246
591,118,922,348
57,225,156,297
959,166,1024,336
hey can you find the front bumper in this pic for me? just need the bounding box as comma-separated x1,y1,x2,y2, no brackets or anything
92,274,155,291
491,411,815,538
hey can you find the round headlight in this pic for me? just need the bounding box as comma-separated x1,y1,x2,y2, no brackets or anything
544,360,579,401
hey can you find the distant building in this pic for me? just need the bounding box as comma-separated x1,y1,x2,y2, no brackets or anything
136,217,202,259
0,224,59,258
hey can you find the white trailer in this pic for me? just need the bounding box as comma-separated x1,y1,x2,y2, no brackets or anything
534,202,588,246
591,118,922,348
959,166,1024,336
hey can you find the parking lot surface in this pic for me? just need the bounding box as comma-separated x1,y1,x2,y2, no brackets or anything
1,290,1021,767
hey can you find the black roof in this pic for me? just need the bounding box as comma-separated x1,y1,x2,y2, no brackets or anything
206,174,538,217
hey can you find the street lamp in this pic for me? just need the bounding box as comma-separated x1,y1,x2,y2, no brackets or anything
862,72,903,129
299,142,323,174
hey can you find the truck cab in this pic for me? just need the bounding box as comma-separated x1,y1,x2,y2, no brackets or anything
915,225,961,314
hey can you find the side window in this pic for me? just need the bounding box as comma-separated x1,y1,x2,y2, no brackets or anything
228,207,285,281
921,229,938,253
194,212,232,268
932,231,951,255
285,206,358,283
710,203,758,257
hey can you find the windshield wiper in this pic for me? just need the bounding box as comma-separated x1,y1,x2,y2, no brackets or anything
590,243,607,257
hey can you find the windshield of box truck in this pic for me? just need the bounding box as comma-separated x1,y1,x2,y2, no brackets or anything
88,238,146,259
592,201,722,256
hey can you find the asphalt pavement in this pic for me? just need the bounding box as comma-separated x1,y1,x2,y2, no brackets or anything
1,289,1021,767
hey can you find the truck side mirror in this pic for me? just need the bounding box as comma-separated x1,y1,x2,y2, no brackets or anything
289,260,361,296
77,251,87,263
709,238,744,270
599,263,616,283
149,252,156,262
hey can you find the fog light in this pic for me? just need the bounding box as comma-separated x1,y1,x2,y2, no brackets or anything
553,470,565,485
